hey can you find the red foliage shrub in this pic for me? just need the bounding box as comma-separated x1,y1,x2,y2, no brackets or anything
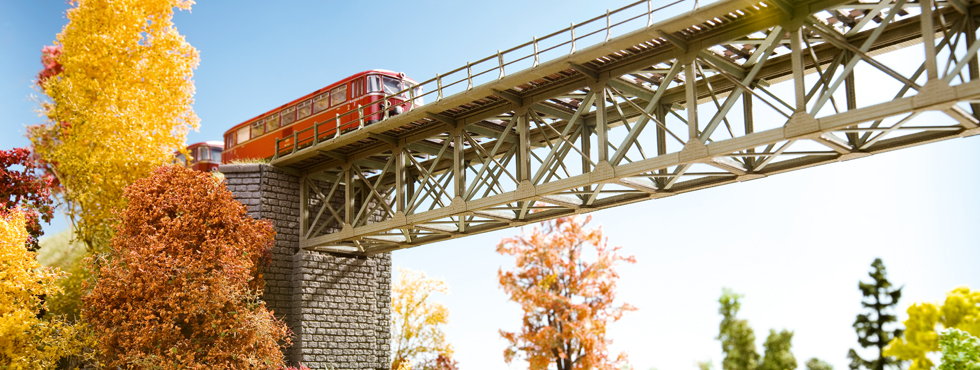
0,147,55,251
82,165,290,368
36,44,63,86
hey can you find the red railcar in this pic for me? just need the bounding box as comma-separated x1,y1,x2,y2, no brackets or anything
222,70,421,163
174,141,224,172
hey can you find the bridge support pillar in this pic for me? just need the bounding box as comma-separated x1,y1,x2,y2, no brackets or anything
221,164,392,370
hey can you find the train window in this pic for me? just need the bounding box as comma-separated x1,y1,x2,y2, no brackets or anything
353,79,364,97
251,120,264,138
237,126,249,144
265,113,280,132
225,133,234,148
382,76,407,96
281,106,296,126
197,146,209,162
211,147,222,163
367,75,382,93
330,85,347,106
297,100,312,120
174,153,186,166
313,93,330,113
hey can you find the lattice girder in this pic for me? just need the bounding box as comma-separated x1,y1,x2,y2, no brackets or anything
276,0,980,255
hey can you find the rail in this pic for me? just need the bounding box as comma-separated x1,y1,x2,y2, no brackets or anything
274,0,690,159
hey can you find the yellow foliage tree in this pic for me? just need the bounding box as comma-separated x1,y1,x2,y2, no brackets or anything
884,287,980,370
391,267,457,370
0,209,89,368
30,0,200,251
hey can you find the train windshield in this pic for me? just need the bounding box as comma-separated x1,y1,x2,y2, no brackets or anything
382,76,408,96
367,74,419,103
368,75,382,93
211,147,222,163
196,146,208,162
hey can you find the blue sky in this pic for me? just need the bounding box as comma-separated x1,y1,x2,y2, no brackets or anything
2,1,979,370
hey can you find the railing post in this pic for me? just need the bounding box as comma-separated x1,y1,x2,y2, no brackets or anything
274,137,280,160
335,114,341,138
605,9,611,42
383,98,390,120
408,88,416,111
498,50,505,80
358,105,364,129
570,22,577,54
466,62,473,90
291,130,298,154
647,0,653,27
532,37,540,68
313,121,319,146
436,73,443,101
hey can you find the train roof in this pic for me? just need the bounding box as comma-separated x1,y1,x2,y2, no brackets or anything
173,141,223,155
224,69,418,135
187,141,224,148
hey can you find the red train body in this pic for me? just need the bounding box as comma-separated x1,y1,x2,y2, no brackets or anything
174,141,224,172
222,70,421,163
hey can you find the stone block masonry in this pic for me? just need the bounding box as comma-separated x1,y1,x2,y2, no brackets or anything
222,164,391,370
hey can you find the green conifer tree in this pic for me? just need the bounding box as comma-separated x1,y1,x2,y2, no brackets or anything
717,289,798,370
760,330,797,370
848,258,904,370
807,358,834,370
719,289,761,370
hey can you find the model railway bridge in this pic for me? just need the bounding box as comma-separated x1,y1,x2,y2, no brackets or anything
270,0,980,255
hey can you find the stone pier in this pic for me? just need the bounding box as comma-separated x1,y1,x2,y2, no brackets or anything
221,164,391,370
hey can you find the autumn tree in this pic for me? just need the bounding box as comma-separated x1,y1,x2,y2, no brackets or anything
30,0,200,252
716,289,803,370
391,266,458,370
82,165,289,368
0,209,87,367
497,215,636,370
848,258,904,370
885,287,980,370
0,147,55,251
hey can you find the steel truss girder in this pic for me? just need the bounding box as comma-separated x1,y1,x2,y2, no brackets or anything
285,0,980,255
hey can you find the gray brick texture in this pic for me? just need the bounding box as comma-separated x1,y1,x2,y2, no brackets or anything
222,164,392,370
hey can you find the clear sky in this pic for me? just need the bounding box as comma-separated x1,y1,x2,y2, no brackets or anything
2,1,978,370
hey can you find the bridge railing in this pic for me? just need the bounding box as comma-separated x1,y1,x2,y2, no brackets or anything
274,0,691,159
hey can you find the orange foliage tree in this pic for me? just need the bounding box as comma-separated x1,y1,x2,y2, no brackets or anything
82,165,290,368
497,215,636,370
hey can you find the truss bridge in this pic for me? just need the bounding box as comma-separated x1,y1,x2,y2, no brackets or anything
270,0,980,255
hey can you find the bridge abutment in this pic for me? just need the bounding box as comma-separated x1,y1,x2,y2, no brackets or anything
221,164,392,370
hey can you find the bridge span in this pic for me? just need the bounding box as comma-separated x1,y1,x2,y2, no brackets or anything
270,0,980,255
